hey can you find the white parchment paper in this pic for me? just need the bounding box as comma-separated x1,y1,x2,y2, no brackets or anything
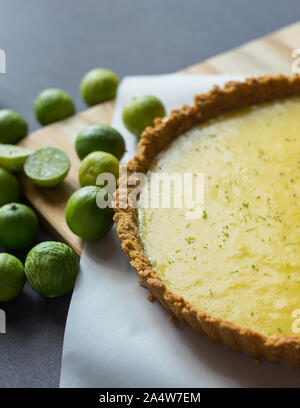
60,74,300,388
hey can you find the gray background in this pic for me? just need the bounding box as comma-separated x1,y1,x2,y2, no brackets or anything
0,0,299,388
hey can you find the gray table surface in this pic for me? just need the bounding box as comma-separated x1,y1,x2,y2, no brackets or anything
0,0,299,388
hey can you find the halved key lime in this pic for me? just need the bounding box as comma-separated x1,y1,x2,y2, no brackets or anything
24,146,70,187
0,144,32,172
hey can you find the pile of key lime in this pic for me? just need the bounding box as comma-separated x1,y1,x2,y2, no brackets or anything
0,67,166,302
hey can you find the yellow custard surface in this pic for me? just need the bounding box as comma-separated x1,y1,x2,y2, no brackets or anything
138,97,300,336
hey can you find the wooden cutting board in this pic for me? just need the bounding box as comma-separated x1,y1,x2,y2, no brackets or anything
18,21,300,255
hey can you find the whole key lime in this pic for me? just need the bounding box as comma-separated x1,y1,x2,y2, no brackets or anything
34,88,75,126
80,68,120,106
0,144,32,172
78,151,119,187
122,95,166,138
75,124,126,160
0,167,20,207
0,109,28,144
25,241,78,298
0,203,38,250
66,186,114,239
24,146,70,187
0,253,25,302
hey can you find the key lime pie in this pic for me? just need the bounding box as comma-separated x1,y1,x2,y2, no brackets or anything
114,76,300,365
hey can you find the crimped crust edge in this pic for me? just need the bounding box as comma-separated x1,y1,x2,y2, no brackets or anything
114,75,300,366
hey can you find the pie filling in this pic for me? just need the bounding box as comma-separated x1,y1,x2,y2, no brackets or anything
138,97,300,337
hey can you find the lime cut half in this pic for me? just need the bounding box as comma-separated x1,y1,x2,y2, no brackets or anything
0,144,32,172
24,146,70,187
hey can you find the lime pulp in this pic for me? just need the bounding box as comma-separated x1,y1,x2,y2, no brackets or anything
0,144,32,172
24,146,70,187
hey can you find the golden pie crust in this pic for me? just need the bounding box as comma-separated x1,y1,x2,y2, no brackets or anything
114,75,300,366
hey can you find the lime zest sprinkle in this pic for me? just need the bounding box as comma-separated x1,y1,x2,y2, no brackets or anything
185,237,196,244
246,227,256,232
